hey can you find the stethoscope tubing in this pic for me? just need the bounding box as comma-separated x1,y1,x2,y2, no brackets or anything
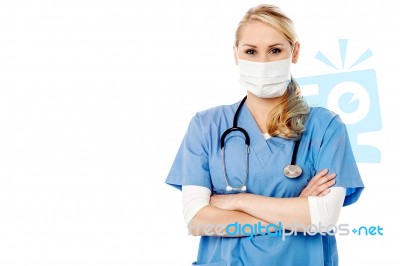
220,96,302,191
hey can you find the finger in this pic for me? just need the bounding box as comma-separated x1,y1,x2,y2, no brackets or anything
317,188,331,197
307,168,329,187
304,177,336,196
311,168,329,182
313,173,336,187
306,173,335,194
314,179,336,195
310,168,329,182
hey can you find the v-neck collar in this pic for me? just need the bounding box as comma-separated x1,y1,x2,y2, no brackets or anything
236,101,290,167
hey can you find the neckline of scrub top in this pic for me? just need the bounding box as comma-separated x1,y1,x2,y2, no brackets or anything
263,132,271,139
237,101,290,167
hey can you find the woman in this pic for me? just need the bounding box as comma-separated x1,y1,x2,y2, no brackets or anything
166,4,364,266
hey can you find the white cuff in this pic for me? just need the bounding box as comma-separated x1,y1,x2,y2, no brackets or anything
308,187,346,232
182,185,211,226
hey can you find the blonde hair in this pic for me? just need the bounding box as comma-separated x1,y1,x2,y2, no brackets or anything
235,4,310,139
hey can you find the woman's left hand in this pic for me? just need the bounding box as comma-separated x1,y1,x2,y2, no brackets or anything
210,193,241,211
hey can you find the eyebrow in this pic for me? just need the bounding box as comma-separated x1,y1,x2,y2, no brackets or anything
242,43,284,48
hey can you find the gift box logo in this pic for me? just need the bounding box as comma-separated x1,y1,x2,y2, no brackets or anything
297,39,382,163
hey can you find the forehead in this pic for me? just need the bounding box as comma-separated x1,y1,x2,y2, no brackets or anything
238,20,288,46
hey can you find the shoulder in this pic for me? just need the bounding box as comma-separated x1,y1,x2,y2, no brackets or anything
308,107,345,128
305,107,347,138
192,101,240,127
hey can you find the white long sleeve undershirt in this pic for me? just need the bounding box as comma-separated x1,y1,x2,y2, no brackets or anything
182,185,346,231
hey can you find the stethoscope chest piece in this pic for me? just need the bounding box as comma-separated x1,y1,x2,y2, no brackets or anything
283,137,302,178
283,164,302,178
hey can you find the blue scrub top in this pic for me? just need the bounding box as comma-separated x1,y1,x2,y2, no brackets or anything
165,100,364,266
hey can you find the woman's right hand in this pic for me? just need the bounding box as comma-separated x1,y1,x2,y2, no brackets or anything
299,169,336,197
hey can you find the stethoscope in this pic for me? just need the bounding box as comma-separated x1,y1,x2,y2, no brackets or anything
220,96,302,192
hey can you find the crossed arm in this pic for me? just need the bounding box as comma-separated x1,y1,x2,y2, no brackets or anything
187,169,338,236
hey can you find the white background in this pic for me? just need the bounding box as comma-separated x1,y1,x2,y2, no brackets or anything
0,0,398,265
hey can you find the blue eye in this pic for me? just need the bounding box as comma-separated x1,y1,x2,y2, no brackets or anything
245,49,256,55
270,48,281,54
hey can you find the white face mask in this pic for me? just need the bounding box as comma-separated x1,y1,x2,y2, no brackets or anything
237,55,292,98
